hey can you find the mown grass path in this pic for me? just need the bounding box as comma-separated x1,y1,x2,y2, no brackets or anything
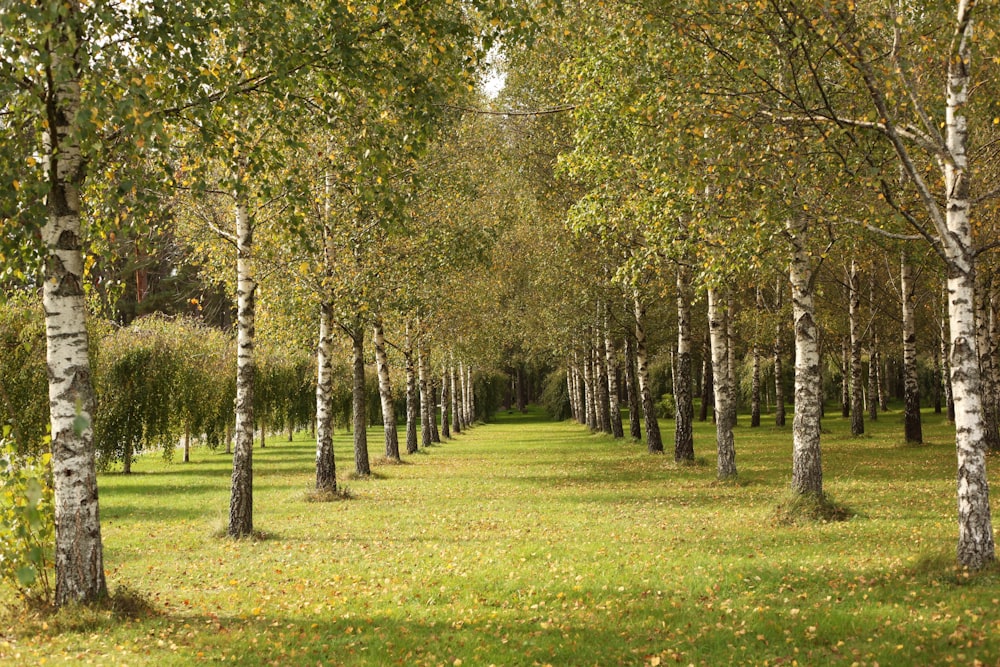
2,406,999,665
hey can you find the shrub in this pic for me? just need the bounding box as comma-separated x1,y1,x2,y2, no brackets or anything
0,430,55,604
0,293,49,456
540,370,570,421
656,393,676,419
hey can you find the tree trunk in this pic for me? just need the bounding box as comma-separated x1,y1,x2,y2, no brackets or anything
458,360,469,430
988,281,1000,452
42,52,108,604
868,279,879,422
516,364,527,413
675,268,695,459
750,343,762,428
788,220,823,497
229,197,255,538
440,364,451,439
604,313,625,439
466,365,475,423
727,291,738,425
418,332,432,447
583,345,597,430
624,336,642,439
699,332,713,423
373,319,400,460
975,273,1000,451
847,259,865,436
567,358,579,423
123,440,133,475
404,323,419,454
451,355,461,434
594,324,612,433
352,325,370,476
840,338,851,419
184,424,191,463
774,278,786,427
634,290,663,453
315,302,336,491
708,288,736,479
901,252,923,443
942,4,994,567
941,303,955,422
429,376,441,443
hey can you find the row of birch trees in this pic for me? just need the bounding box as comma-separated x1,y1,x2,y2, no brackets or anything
489,0,999,572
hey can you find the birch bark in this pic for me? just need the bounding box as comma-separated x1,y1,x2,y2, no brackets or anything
774,279,786,427
901,252,923,444
604,315,624,439
351,324,371,475
418,332,432,447
788,220,823,496
451,354,461,434
634,290,663,453
440,364,451,439
229,197,255,537
674,268,694,460
315,302,337,490
373,319,400,460
624,337,642,439
404,322,419,454
708,289,736,479
42,50,107,603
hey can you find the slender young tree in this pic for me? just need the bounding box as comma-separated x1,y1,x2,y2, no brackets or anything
900,252,922,444
674,268,695,461
404,322,419,454
373,318,400,460
708,288,736,479
624,336,643,439
634,290,663,453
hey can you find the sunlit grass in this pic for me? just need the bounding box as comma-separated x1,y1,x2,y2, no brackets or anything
1,404,998,666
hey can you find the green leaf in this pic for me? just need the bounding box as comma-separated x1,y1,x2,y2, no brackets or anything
15,565,36,587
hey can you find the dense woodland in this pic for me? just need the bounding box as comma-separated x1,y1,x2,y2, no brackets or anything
1,0,999,610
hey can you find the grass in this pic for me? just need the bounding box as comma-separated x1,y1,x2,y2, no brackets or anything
1,404,999,666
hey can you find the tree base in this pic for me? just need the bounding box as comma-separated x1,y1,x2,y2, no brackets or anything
774,492,854,525
305,487,353,502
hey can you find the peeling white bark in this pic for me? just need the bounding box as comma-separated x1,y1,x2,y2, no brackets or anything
788,220,823,497
229,197,255,537
43,57,107,604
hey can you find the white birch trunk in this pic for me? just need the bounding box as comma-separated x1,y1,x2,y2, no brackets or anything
373,319,400,460
229,197,255,537
315,302,336,490
440,364,451,439
42,57,107,604
451,353,461,434
788,220,823,496
466,365,475,424
351,324,370,475
634,290,663,453
458,360,468,430
404,322,418,454
901,252,923,443
847,259,865,436
944,14,995,561
708,288,736,479
773,278,786,427
604,311,624,438
418,331,432,447
675,268,695,458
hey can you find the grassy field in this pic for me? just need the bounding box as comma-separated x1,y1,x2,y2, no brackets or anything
2,405,999,666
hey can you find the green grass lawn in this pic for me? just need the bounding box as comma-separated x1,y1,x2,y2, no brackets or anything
2,405,999,666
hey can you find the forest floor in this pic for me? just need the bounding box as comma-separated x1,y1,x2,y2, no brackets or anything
2,405,1000,666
